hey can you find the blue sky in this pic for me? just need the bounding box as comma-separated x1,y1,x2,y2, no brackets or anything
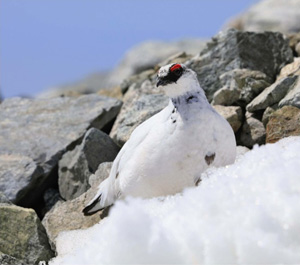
1,0,258,98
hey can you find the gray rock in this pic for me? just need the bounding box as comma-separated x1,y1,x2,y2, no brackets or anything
225,0,300,33
120,69,156,94
277,57,300,80
279,76,300,108
262,104,279,127
42,188,61,216
212,82,241,107
43,163,111,251
58,128,119,200
0,95,122,207
213,105,243,133
239,112,266,148
0,154,43,207
247,76,298,112
110,80,169,146
288,33,300,53
296,42,300,56
89,162,113,187
0,204,54,264
0,253,21,265
0,192,11,204
212,69,271,106
187,29,293,101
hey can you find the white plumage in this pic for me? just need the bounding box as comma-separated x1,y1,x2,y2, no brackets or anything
83,63,236,215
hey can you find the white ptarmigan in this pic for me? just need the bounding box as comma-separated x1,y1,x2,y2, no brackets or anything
83,63,236,215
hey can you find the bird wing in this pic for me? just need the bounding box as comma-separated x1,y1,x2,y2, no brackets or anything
83,101,171,215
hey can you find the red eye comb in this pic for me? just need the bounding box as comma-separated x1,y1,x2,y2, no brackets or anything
170,64,181,72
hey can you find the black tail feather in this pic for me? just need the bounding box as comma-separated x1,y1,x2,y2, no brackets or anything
82,194,103,216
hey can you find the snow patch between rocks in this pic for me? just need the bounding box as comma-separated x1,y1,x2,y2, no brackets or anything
50,136,300,264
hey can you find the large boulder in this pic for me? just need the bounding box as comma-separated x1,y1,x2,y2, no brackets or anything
0,203,54,265
0,95,122,207
225,0,300,33
187,29,293,101
266,106,300,143
59,128,119,200
43,162,112,251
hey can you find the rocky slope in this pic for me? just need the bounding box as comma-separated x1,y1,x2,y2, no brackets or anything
1,8,300,265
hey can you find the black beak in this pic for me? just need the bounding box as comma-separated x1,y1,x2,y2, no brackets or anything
156,79,163,87
156,78,169,87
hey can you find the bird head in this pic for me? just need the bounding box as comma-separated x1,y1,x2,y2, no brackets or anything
156,63,199,98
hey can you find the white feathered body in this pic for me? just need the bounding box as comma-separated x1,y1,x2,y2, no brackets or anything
84,65,236,214
94,99,236,209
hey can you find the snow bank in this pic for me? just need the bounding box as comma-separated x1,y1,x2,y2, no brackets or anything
50,136,300,264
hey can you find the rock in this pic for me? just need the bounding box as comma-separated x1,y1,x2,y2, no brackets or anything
89,162,113,187
262,104,279,127
225,0,300,33
212,86,240,106
42,163,112,251
42,188,61,216
187,29,293,101
213,105,243,133
0,154,43,208
110,80,169,146
278,76,300,108
296,42,300,57
239,112,266,148
120,69,156,94
0,204,54,264
0,95,122,207
288,33,300,53
0,192,11,204
266,106,300,143
247,76,298,112
0,253,20,265
277,58,300,80
212,69,271,106
58,128,119,200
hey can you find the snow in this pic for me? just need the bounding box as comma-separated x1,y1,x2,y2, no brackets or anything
50,136,300,264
